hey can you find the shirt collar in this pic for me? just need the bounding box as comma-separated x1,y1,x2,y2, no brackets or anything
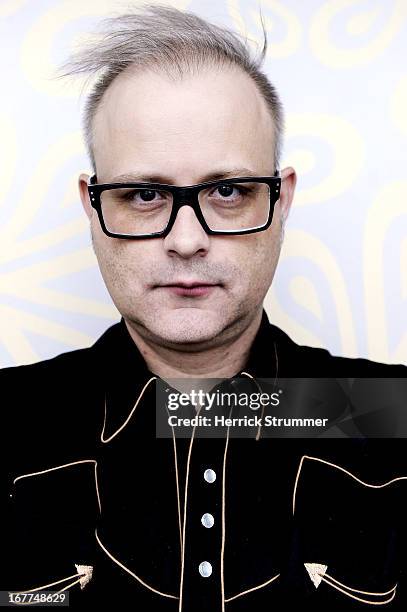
239,308,280,378
92,308,281,441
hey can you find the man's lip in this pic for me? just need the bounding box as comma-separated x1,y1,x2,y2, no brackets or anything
157,282,219,288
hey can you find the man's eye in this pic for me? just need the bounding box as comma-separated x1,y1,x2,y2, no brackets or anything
121,189,167,204
137,189,157,202
217,185,236,198
211,184,248,200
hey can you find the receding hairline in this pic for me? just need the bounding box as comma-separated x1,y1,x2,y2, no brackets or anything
54,3,285,174
91,61,276,163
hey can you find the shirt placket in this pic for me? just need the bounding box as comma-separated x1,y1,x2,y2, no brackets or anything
177,429,230,611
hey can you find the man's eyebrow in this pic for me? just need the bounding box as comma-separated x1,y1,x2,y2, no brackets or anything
108,168,261,184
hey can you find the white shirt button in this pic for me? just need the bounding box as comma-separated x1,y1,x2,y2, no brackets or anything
204,469,216,483
201,513,215,528
199,561,212,577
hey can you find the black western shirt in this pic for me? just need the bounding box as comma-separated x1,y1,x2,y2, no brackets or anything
1,309,407,610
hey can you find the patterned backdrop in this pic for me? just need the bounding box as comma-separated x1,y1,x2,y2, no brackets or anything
0,0,406,367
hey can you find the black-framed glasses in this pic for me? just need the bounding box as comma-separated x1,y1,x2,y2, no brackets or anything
87,171,281,239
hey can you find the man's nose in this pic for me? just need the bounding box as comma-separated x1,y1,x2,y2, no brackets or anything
163,203,210,257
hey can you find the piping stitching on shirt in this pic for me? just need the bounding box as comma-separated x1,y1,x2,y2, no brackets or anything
167,405,183,569
221,405,233,612
240,371,264,442
95,528,178,599
57,577,83,593
320,573,397,606
292,455,407,516
9,578,83,605
101,376,157,443
9,570,88,597
240,338,278,441
224,572,281,602
12,459,102,514
178,404,231,611
322,571,397,597
94,461,102,514
178,406,201,612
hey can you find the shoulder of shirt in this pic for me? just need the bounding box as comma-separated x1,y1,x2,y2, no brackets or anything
0,321,118,400
268,322,407,376
0,320,118,379
0,323,121,483
0,342,95,401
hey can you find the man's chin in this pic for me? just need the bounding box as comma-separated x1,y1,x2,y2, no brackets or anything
147,307,225,346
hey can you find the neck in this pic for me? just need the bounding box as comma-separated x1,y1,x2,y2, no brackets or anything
124,308,263,381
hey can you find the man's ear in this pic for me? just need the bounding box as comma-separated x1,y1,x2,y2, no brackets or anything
278,166,297,223
78,173,93,220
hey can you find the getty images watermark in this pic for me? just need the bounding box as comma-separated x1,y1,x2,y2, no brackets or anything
155,377,407,439
155,378,334,439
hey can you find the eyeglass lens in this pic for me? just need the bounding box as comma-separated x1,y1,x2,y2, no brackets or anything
99,181,271,235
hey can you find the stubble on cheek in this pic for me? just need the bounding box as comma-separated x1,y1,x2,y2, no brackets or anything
90,220,280,328
248,228,282,300
92,231,144,311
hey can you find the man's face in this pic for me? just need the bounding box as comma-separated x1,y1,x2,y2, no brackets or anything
79,65,296,348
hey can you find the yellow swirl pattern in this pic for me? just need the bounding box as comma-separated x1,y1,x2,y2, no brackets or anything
265,229,358,357
284,113,365,206
310,0,407,68
227,0,302,58
0,0,30,17
20,0,190,97
0,114,18,209
390,74,407,136
363,180,407,364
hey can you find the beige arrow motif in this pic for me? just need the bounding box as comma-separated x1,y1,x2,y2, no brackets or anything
304,563,399,605
74,564,93,590
304,563,328,588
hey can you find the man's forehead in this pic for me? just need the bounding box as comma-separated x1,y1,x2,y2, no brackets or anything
95,64,272,133
92,65,275,178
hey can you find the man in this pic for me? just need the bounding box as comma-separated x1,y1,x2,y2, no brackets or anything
1,4,406,611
